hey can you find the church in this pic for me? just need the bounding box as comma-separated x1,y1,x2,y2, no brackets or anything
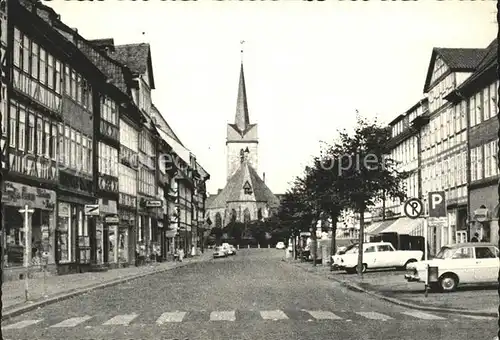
206,50,280,229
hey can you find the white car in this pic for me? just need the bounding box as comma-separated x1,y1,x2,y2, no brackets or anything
276,242,286,249
338,242,423,274
213,246,228,258
332,244,358,269
405,242,499,292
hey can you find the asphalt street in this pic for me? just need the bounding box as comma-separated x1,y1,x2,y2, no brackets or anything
2,249,497,340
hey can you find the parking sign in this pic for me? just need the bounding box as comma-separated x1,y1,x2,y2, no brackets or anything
428,191,446,217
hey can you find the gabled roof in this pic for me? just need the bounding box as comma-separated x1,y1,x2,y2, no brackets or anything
423,47,487,93
444,38,498,101
109,43,155,89
208,160,280,209
151,104,184,146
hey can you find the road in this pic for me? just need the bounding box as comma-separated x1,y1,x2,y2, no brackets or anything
2,249,497,340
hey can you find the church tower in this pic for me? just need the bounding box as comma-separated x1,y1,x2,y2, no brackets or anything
226,42,258,181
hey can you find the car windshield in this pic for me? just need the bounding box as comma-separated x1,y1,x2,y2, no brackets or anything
345,245,359,254
434,247,454,259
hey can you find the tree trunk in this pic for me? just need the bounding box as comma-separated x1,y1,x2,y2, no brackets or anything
357,206,365,278
311,221,317,267
329,214,338,271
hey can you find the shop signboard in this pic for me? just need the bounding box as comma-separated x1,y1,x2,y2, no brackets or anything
2,181,56,210
145,200,162,208
105,215,120,225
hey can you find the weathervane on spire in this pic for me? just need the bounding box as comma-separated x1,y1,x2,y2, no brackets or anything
240,40,245,63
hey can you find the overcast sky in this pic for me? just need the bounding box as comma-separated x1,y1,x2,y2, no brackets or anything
48,1,496,195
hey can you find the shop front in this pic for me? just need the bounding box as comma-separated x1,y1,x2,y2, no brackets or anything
56,199,93,275
95,199,118,266
2,181,57,281
117,208,136,268
469,185,499,245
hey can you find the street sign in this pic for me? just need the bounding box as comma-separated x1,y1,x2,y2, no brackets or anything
104,215,120,224
474,208,489,222
428,191,446,217
404,198,423,219
84,204,99,216
145,200,162,208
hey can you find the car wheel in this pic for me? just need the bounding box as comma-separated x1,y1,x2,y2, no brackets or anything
439,274,458,292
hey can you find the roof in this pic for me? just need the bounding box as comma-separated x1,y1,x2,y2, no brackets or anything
452,38,498,95
423,47,487,93
443,242,497,249
109,43,155,89
151,104,184,146
234,62,251,134
208,160,280,209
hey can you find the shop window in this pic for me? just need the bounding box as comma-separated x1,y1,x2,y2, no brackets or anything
57,202,72,263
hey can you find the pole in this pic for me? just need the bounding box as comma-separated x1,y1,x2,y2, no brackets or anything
357,207,365,278
20,204,34,302
424,217,428,261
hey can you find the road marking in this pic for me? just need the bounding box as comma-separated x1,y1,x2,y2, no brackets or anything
260,310,289,320
461,315,496,320
50,316,92,328
210,311,236,321
3,319,43,330
156,312,186,324
401,311,446,320
356,312,393,320
103,313,138,326
306,311,342,320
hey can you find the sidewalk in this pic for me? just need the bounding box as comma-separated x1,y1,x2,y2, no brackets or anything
291,260,499,316
2,252,212,319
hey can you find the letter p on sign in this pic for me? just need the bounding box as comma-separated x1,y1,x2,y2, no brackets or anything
428,191,446,217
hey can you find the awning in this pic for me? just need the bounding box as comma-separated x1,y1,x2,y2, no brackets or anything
380,217,424,236
157,129,191,165
365,221,383,234
367,219,397,235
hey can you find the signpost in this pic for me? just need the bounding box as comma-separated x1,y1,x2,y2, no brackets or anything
84,204,99,216
428,191,446,218
19,204,34,302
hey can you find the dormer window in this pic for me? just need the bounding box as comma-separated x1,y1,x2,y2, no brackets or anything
243,180,252,195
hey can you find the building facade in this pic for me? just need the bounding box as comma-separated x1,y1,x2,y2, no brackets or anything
1,0,210,279
446,38,498,245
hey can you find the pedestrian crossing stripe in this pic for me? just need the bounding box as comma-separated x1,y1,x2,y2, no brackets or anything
1,310,482,330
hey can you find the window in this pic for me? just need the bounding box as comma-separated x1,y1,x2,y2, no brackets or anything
365,246,376,253
54,61,61,94
22,35,30,73
86,139,92,174
70,129,76,168
47,54,54,90
490,82,498,117
452,247,473,259
31,41,38,79
76,132,81,172
39,48,46,85
36,116,43,155
475,247,497,259
71,70,76,99
482,86,490,121
57,202,72,263
64,126,70,166
18,106,25,150
43,121,50,157
13,28,21,68
50,123,57,160
76,75,81,104
64,66,70,94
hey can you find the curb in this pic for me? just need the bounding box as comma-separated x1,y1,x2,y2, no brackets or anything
2,257,209,321
290,262,497,318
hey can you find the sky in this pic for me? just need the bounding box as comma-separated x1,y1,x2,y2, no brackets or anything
47,0,497,196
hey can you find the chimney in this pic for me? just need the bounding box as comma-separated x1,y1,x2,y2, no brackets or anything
263,172,265,183
218,189,223,195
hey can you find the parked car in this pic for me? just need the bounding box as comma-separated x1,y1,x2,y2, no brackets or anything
332,244,358,270
213,246,228,258
404,242,499,292
338,242,423,274
229,245,237,255
276,242,286,249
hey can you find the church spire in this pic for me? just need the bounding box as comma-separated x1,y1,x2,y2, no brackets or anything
235,40,250,132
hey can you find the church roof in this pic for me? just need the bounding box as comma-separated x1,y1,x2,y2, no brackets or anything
233,62,251,134
208,160,280,209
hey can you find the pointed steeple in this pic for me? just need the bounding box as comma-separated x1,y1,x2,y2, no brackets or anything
235,41,250,132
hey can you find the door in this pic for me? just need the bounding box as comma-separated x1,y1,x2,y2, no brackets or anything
450,246,476,283
363,245,377,268
473,246,499,283
375,244,395,267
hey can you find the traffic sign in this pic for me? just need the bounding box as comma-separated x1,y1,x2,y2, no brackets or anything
404,198,423,219
145,200,162,208
104,215,120,224
428,191,446,217
84,204,99,216
474,208,489,222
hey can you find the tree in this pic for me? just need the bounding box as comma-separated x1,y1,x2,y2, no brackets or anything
332,115,408,277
